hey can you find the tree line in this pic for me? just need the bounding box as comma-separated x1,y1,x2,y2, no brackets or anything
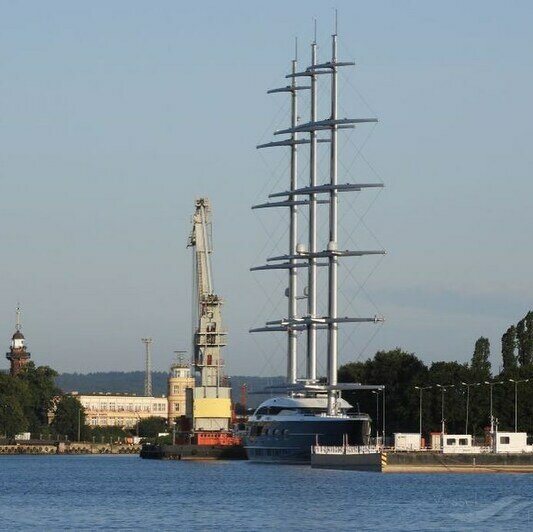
0,363,58,438
2,311,532,441
339,311,533,438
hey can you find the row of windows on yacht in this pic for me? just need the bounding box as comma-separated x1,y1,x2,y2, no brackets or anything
254,406,329,417
248,448,294,458
249,425,290,438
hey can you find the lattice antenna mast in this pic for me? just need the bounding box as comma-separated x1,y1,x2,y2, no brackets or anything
15,304,21,331
142,337,153,396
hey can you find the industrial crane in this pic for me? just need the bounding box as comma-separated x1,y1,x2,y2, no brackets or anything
186,198,232,432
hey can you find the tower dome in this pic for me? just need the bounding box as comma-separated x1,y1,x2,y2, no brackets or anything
12,330,25,341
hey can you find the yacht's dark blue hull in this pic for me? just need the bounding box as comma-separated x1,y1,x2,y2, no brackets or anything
245,417,370,464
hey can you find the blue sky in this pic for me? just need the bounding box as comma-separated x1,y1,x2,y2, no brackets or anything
1,1,532,376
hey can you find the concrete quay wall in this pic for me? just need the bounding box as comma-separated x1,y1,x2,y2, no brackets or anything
312,451,533,473
386,451,533,473
312,452,382,472
0,442,140,455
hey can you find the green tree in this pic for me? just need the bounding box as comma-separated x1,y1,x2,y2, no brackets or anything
338,361,366,385
17,363,60,432
136,416,168,438
527,312,533,363
0,373,30,437
339,349,428,436
0,400,28,438
501,325,518,372
467,337,493,436
51,396,89,441
427,361,471,435
516,312,533,366
470,337,491,380
497,311,533,432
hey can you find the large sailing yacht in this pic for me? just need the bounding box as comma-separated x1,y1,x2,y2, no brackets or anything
245,23,385,464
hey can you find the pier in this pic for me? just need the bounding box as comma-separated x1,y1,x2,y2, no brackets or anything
312,448,533,473
312,430,533,473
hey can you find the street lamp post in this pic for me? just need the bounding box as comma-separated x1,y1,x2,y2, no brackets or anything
508,379,529,432
371,390,380,443
436,384,454,444
382,387,386,447
484,381,503,434
414,386,432,445
460,382,480,435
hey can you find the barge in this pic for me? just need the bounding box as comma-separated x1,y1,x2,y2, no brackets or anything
140,431,247,460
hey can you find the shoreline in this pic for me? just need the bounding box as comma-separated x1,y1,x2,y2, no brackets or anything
0,442,140,455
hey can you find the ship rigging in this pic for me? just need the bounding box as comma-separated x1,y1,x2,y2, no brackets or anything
245,19,386,463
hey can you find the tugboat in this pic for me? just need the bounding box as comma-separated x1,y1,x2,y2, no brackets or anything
245,19,385,463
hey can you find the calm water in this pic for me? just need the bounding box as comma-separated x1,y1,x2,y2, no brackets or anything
0,455,532,530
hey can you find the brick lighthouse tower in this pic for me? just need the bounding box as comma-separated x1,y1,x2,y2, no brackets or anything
6,306,31,376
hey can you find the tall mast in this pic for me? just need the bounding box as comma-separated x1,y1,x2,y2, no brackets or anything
307,35,318,382
251,20,384,404
326,32,339,415
288,56,299,385
251,48,310,386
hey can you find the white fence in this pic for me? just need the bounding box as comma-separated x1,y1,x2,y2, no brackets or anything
312,445,382,455
313,444,499,455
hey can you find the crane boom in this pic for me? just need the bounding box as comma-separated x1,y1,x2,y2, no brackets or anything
188,198,213,299
187,198,227,385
